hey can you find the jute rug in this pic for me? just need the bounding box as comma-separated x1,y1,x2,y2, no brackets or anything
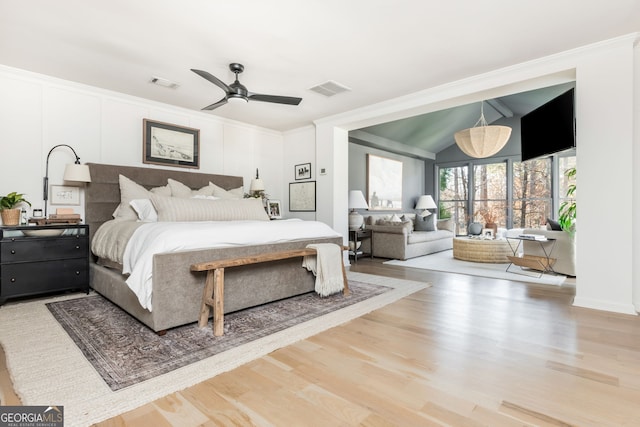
384,250,567,286
0,272,428,427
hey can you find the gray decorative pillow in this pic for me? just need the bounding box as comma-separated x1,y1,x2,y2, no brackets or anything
546,218,562,231
414,214,436,232
375,218,413,233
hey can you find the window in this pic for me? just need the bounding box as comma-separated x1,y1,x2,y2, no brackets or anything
473,163,506,227
439,165,468,234
558,155,577,211
512,158,552,228
437,153,575,234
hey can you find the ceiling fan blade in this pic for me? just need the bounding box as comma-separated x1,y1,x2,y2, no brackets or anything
191,69,231,93
248,93,302,105
202,97,228,110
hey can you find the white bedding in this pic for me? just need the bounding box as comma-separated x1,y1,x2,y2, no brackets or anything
120,219,342,311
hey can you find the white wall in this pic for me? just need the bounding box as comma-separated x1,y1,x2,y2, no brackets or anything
0,65,285,222
282,126,316,221
571,41,635,314
316,33,639,315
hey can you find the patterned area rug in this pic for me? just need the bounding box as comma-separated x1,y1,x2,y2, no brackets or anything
46,280,388,391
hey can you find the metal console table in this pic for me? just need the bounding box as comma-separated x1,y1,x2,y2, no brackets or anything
506,236,557,278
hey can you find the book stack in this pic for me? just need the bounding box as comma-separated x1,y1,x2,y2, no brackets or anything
518,234,547,241
29,208,82,225
47,213,82,224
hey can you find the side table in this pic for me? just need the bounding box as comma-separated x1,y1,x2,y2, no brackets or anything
0,224,90,305
349,228,372,263
506,236,557,277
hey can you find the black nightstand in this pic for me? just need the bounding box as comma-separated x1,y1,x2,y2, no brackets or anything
0,224,90,305
349,228,372,263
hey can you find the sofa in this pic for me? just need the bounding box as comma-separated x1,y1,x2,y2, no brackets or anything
364,213,454,260
520,228,576,276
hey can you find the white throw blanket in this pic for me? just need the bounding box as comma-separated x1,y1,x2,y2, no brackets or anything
302,243,345,297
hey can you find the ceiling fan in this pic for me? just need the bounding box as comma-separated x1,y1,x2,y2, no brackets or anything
191,63,303,111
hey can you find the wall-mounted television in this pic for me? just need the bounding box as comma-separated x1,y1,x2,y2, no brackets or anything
520,88,575,162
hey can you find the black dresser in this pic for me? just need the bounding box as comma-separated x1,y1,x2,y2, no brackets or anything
0,224,90,305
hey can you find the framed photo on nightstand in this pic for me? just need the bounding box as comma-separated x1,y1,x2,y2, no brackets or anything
267,199,282,219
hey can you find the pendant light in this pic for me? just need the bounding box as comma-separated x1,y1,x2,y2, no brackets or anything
454,102,512,158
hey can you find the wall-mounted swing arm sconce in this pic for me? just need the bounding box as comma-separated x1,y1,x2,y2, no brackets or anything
43,144,91,217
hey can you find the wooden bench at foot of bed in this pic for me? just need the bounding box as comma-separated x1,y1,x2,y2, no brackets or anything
191,247,349,336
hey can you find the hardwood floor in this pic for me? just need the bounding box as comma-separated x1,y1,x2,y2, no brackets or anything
2,259,639,426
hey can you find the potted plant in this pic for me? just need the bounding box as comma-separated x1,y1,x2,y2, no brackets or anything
0,192,31,226
476,206,498,236
558,167,576,233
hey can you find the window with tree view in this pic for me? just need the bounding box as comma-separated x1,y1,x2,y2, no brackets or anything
438,165,468,235
438,154,575,235
512,157,551,228
473,163,506,229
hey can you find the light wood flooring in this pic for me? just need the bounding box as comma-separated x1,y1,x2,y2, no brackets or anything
2,259,639,426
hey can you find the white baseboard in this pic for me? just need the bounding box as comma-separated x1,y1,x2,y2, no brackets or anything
572,296,638,315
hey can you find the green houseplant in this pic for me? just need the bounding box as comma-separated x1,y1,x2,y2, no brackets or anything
0,192,31,225
558,167,576,233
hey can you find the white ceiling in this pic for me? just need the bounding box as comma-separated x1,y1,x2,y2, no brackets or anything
1,0,639,152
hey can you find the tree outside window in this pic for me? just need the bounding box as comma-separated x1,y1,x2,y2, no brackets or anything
512,158,552,228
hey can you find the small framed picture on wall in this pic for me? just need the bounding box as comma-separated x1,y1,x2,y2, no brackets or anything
294,163,311,180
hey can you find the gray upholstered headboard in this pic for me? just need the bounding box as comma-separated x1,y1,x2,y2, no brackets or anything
84,163,243,241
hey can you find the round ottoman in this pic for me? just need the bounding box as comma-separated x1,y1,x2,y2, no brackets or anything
452,237,512,263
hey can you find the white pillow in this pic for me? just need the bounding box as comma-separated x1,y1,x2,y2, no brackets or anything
390,214,402,222
167,178,214,198
150,194,269,222
129,199,158,222
209,182,244,199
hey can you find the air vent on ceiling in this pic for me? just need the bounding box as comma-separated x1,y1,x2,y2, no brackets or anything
150,76,180,89
309,80,351,97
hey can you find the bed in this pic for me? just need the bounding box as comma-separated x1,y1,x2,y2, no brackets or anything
85,163,344,333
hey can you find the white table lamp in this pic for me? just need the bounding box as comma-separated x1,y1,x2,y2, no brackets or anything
348,190,369,229
415,195,437,216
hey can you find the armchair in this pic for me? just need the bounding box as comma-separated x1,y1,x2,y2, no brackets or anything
521,228,576,276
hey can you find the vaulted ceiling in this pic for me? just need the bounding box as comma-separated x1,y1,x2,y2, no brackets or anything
353,82,576,156
1,0,638,150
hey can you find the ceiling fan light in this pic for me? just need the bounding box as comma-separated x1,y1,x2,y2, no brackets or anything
228,95,248,104
454,125,512,158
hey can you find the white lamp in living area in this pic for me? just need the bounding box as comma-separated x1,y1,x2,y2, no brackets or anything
348,190,369,230
415,195,437,216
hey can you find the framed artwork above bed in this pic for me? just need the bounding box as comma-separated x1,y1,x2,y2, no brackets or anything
143,119,200,169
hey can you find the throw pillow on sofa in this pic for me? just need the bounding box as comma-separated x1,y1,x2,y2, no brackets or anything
414,214,436,232
376,217,414,232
